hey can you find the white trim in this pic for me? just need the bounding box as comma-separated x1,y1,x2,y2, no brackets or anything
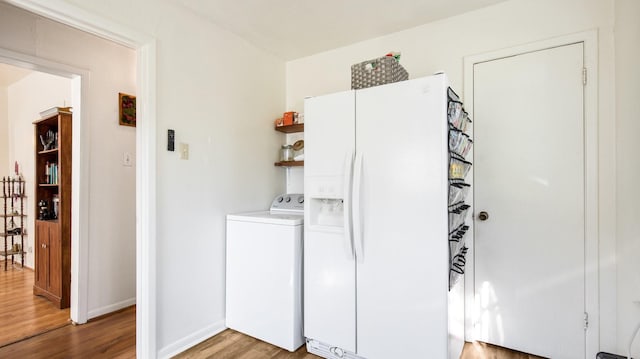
70,73,90,324
87,297,137,319
136,40,158,358
463,29,599,358
157,320,227,359
6,1,158,357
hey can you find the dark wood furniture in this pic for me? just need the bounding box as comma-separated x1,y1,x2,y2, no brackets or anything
33,110,72,309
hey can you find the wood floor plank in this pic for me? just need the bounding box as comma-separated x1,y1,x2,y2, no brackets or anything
0,306,136,358
0,263,70,347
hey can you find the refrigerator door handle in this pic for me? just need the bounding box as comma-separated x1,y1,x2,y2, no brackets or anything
343,150,355,259
353,152,364,262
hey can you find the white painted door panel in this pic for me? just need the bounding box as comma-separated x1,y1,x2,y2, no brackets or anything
355,77,450,359
473,43,585,358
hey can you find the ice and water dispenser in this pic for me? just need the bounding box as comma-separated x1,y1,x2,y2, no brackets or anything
306,177,346,230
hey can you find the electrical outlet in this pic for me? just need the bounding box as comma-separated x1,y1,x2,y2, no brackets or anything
179,143,189,160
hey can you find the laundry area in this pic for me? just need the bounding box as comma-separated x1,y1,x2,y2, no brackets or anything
2,0,638,358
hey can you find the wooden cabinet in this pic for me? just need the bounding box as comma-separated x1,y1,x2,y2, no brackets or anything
34,220,66,306
33,110,71,309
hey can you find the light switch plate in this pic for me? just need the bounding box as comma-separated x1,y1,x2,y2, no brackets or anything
179,143,189,160
123,152,133,167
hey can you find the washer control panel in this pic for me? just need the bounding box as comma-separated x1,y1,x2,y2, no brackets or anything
270,193,304,213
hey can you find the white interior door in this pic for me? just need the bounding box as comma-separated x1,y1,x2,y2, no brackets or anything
473,43,585,358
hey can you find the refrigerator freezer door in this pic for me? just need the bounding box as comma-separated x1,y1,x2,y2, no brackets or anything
304,90,355,181
354,76,450,358
304,90,357,352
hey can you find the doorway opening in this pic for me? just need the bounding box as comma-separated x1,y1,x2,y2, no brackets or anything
0,63,73,345
0,2,138,349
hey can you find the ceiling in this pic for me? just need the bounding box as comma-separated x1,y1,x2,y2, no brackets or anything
0,63,31,88
174,0,509,60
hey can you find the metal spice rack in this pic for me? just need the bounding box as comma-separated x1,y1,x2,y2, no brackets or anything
1,177,26,270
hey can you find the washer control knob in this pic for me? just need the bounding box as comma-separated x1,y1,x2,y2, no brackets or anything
298,196,304,204
277,196,283,203
285,196,291,203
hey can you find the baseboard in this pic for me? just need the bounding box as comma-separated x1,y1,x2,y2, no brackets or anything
158,319,226,359
87,297,136,319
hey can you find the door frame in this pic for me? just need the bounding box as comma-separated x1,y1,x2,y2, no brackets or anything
5,0,158,357
463,30,599,357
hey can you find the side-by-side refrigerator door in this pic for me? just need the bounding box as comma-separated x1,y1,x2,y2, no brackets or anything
354,76,450,359
304,90,357,353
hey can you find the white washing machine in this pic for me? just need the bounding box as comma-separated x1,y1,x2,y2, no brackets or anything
225,193,304,352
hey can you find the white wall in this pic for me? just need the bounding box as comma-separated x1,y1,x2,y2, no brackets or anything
37,0,287,356
7,71,71,269
286,0,618,353
0,2,137,319
0,86,8,175
615,0,640,356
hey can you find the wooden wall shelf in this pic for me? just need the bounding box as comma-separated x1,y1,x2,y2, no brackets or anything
274,161,304,167
275,124,304,133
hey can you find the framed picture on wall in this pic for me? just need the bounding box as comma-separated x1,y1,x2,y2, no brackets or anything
119,92,136,127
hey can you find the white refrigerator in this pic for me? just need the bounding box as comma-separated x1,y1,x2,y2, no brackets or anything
304,74,466,359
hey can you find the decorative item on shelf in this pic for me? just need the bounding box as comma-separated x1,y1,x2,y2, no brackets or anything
292,140,304,161
276,111,300,127
52,194,60,219
280,145,294,162
119,92,136,127
43,161,59,185
38,199,51,220
39,129,57,151
283,111,295,126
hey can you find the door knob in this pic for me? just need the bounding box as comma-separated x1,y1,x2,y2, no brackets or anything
478,211,489,221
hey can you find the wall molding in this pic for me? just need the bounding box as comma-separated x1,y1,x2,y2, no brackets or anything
87,297,137,319
158,321,227,359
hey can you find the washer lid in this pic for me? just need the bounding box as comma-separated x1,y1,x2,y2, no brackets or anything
227,211,303,225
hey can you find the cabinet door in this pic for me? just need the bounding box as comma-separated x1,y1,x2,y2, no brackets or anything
34,221,49,290
47,223,62,296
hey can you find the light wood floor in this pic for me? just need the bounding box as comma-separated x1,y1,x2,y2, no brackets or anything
0,264,542,358
0,305,136,358
0,262,70,347
177,329,546,359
